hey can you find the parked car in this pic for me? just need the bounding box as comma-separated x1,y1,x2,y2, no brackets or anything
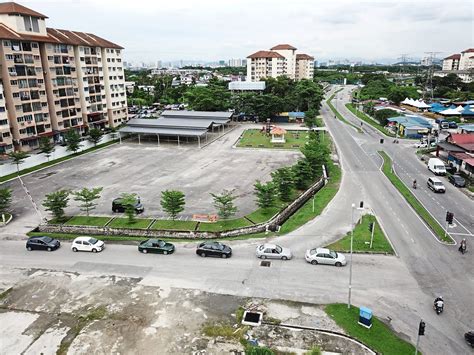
26,236,60,252
448,174,466,187
256,244,292,260
414,141,436,148
112,197,144,214
305,248,347,266
71,236,105,253
427,177,446,193
196,241,232,258
428,158,446,175
138,239,175,254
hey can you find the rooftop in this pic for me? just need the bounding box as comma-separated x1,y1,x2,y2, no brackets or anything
247,50,284,59
444,54,461,60
461,48,474,53
296,53,314,60
0,2,47,18
270,44,297,50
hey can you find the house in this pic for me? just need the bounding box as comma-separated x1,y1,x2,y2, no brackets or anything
436,133,474,175
387,116,432,138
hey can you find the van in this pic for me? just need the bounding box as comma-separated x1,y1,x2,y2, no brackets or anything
427,177,446,193
428,158,446,175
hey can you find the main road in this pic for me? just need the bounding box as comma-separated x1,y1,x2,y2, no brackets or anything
0,87,472,354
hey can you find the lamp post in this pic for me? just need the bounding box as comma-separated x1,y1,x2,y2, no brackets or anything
348,203,355,309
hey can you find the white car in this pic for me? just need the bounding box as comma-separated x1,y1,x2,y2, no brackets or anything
256,243,292,260
71,236,105,253
305,248,346,266
414,141,436,148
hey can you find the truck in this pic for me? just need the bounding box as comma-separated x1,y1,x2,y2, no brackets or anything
428,158,447,176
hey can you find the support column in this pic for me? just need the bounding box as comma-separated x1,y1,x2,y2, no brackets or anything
177,135,180,147
119,132,122,144
157,134,160,147
198,136,201,149
138,134,141,145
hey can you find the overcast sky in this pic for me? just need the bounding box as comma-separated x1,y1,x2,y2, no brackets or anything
22,0,473,63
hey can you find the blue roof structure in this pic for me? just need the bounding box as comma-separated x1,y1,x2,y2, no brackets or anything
429,102,446,113
288,112,305,118
461,105,474,116
387,116,432,128
459,124,474,132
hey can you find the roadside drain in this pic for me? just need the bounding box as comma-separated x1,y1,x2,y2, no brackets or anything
260,261,271,267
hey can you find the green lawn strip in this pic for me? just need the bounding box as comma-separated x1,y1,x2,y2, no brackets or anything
0,140,118,182
150,219,198,231
237,129,309,149
198,217,252,232
246,206,281,224
107,217,154,229
325,304,417,354
345,103,395,137
278,162,341,235
326,94,362,133
326,214,394,254
64,216,112,227
379,151,453,243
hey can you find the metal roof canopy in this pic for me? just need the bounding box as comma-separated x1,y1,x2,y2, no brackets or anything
127,118,218,130
119,126,208,137
161,110,233,120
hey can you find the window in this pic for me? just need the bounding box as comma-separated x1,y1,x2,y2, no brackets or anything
3,41,10,46
10,80,18,85
31,42,38,48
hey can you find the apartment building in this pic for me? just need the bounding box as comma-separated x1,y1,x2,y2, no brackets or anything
439,48,474,83
246,44,314,82
0,2,127,152
0,82,13,153
295,54,315,80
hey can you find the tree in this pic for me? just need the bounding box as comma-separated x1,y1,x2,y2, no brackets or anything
39,137,55,162
254,181,277,209
271,167,294,202
160,190,185,219
8,151,30,174
292,159,314,189
72,187,103,216
304,109,318,129
388,86,420,105
374,109,400,126
42,190,70,222
0,188,12,224
64,129,82,154
119,192,138,224
301,137,330,179
210,189,238,220
88,128,103,146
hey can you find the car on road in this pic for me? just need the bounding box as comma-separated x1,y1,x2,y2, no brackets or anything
414,141,436,148
305,248,347,266
196,241,232,258
427,177,446,193
112,197,144,214
138,239,175,254
71,236,105,253
26,236,60,252
256,243,292,260
447,174,466,187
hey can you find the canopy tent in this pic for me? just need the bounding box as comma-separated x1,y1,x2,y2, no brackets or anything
429,102,446,113
461,106,474,116
401,98,431,109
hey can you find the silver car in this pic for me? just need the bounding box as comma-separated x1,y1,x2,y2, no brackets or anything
305,248,346,266
256,243,292,260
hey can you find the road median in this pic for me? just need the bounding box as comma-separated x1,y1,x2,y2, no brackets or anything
326,90,362,133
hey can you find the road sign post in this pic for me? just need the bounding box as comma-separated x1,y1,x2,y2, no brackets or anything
415,320,425,355
370,221,375,249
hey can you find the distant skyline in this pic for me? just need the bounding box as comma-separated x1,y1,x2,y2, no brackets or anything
21,0,473,63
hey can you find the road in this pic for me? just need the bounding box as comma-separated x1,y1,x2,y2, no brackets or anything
335,87,474,239
0,87,472,354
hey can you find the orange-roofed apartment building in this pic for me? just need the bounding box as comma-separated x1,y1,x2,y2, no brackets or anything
247,44,314,82
438,48,474,83
0,2,127,152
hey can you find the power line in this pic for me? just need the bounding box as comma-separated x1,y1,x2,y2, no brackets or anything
423,51,443,101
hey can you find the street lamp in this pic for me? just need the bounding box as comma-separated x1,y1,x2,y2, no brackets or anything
348,201,365,309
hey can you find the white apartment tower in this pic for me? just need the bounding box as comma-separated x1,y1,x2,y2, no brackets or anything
0,2,127,152
247,44,314,81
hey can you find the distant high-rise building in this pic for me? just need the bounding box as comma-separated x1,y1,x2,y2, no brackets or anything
246,44,314,81
0,2,127,152
218,60,226,66
228,58,243,67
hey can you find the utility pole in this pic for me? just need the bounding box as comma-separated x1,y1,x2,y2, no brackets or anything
397,53,409,79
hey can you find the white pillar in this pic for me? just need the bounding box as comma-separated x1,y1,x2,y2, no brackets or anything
119,132,122,144
177,135,180,147
157,134,160,147
198,136,201,149
138,134,141,145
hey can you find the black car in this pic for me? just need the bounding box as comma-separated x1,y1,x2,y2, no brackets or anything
196,241,232,258
448,174,466,187
26,236,60,251
112,197,144,213
466,331,474,348
138,239,175,254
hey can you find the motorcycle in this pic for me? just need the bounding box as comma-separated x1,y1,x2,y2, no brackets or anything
465,331,474,348
434,300,444,315
413,181,417,189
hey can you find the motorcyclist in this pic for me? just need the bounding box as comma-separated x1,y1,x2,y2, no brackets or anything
434,296,444,311
459,239,467,254
413,180,417,189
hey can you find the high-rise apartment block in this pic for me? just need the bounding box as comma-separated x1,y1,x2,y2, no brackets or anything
0,2,127,152
246,44,314,82
439,48,474,83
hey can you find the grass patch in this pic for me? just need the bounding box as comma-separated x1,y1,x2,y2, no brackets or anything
202,323,247,339
246,206,280,224
150,219,198,231
345,103,395,137
198,217,252,232
379,151,453,243
107,218,153,229
64,216,112,227
0,139,118,183
325,304,417,354
0,287,13,301
326,214,394,254
237,129,309,149
326,92,362,133
278,162,341,235
235,306,245,323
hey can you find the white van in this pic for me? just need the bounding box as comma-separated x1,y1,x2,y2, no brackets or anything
427,177,446,193
428,158,446,175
